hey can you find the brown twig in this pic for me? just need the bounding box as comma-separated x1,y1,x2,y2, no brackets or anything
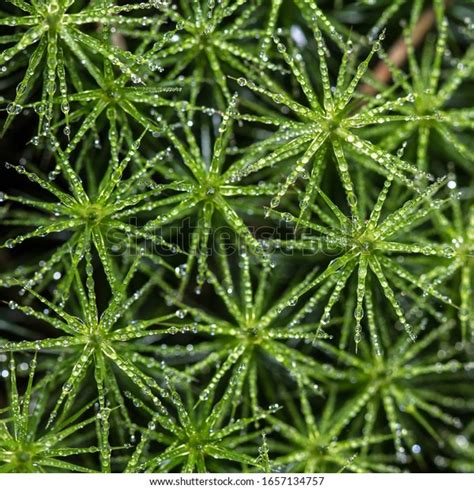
111,32,128,51
362,0,453,95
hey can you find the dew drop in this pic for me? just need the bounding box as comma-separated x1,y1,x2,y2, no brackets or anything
175,309,187,319
447,180,457,190
411,444,421,454
7,103,22,115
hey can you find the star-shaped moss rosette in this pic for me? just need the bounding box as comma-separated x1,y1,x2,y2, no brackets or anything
268,379,398,473
313,321,474,464
56,57,183,147
150,249,335,419
143,98,278,294
376,0,474,173
265,176,456,348
228,26,436,218
0,355,100,472
147,0,285,110
125,369,275,473
0,0,472,475
420,194,473,340
0,131,177,298
0,255,193,438
0,0,161,136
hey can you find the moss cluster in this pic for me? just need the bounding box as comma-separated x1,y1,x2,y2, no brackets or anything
0,0,473,474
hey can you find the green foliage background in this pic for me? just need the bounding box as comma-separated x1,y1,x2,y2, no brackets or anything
0,0,473,474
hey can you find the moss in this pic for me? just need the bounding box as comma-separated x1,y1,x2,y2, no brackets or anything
0,0,473,475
